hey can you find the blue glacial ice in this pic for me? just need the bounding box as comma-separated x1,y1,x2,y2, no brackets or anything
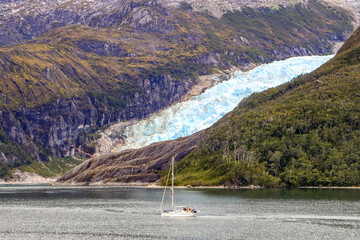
118,55,333,151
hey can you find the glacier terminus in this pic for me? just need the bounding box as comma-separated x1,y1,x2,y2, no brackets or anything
101,55,334,152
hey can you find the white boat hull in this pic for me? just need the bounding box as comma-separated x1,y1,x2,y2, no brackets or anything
159,157,197,217
161,210,195,217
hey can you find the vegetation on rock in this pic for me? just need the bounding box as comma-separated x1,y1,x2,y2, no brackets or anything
17,157,85,179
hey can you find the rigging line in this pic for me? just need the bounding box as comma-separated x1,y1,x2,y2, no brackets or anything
159,163,171,212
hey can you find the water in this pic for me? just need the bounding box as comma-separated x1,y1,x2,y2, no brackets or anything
117,55,333,151
0,186,359,239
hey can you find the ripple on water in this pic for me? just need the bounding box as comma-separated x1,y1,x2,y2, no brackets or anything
0,186,359,240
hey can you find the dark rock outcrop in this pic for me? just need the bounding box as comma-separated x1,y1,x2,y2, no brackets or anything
0,110,41,161
75,40,127,57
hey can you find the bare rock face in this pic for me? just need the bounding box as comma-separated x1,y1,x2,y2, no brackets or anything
166,0,360,21
57,131,204,184
0,110,41,161
0,0,176,45
0,152,8,162
0,73,195,159
1,0,357,46
168,0,310,18
42,66,74,90
75,40,127,57
121,4,174,33
323,0,360,24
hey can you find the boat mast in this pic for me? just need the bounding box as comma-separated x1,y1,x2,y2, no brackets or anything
171,157,174,210
160,164,171,212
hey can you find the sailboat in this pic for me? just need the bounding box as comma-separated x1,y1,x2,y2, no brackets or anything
159,157,197,217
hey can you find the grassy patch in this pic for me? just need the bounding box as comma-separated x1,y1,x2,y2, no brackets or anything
18,157,86,178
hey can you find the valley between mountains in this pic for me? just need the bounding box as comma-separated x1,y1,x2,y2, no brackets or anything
0,0,359,187
58,27,360,187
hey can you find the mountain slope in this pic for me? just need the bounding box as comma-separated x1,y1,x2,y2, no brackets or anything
0,0,355,178
175,27,360,187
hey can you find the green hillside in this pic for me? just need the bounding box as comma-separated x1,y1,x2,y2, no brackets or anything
175,27,360,188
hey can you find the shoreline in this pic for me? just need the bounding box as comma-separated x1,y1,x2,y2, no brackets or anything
1,181,359,190
298,186,360,189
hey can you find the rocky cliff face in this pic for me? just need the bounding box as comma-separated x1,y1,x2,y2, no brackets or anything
323,0,360,25
1,73,193,159
0,0,173,45
168,0,309,18
0,0,356,177
162,0,360,20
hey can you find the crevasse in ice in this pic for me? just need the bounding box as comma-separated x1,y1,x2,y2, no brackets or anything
118,55,333,151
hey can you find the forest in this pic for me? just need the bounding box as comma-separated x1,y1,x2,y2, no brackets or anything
175,28,360,187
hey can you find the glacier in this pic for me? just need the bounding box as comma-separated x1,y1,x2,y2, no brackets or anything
116,55,333,152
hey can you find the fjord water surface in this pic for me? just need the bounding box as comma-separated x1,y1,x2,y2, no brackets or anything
0,186,359,239
118,55,333,151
